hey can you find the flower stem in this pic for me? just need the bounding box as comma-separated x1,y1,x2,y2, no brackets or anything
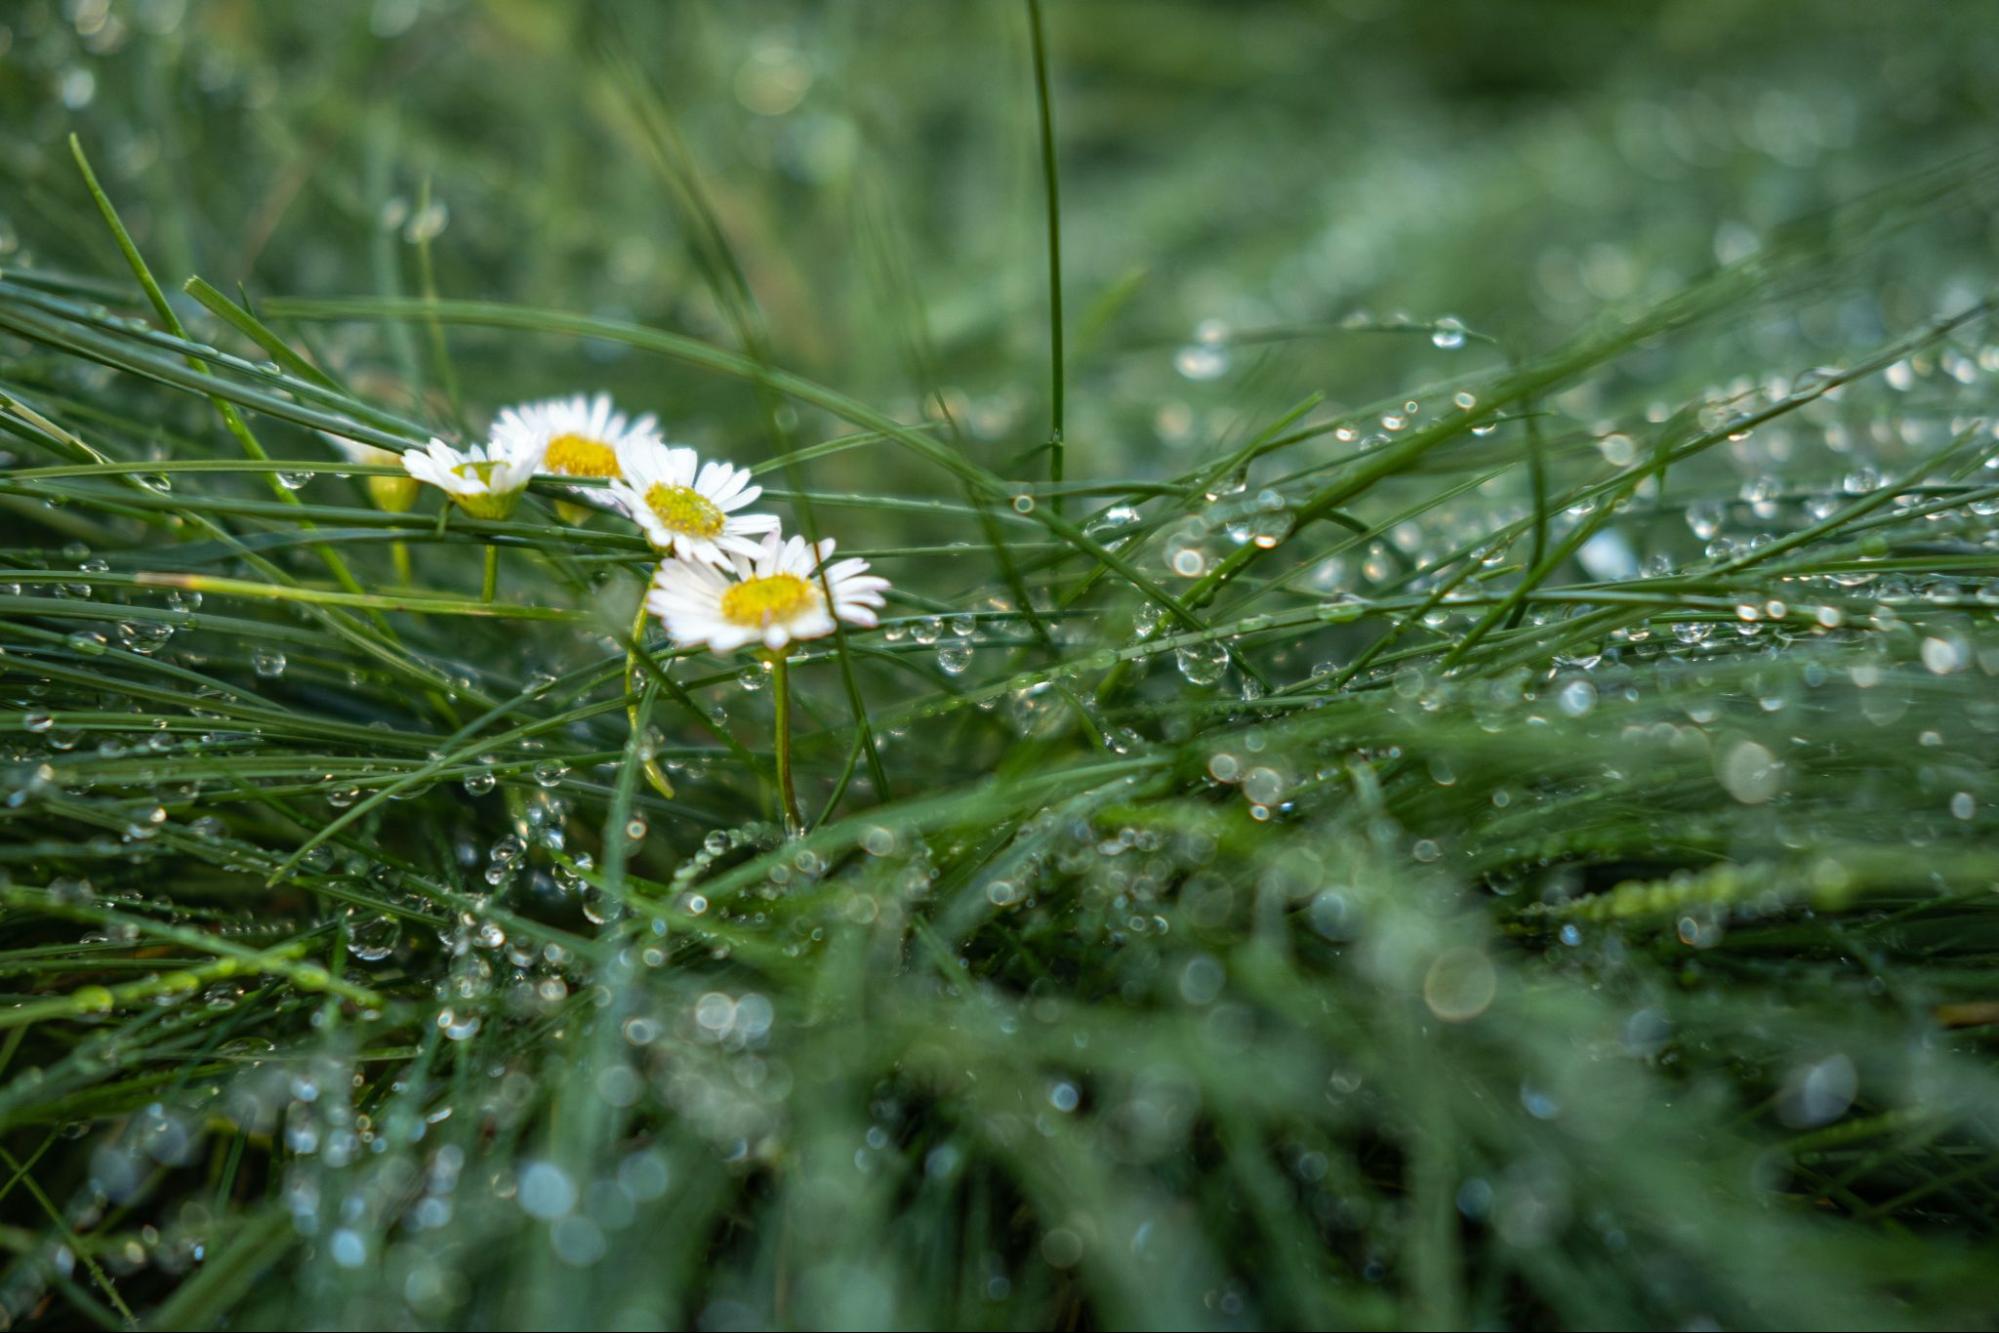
392,540,412,586
768,649,803,835
481,544,499,603
625,594,676,801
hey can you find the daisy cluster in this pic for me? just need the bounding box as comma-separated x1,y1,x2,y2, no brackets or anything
356,393,889,654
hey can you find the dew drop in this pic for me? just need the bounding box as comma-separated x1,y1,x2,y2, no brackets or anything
1175,641,1228,686
1717,739,1781,804
1557,679,1597,717
1174,343,1229,381
344,910,401,963
1085,504,1142,538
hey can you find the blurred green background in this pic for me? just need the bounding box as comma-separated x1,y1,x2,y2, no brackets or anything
6,0,1995,493
6,3,1999,1330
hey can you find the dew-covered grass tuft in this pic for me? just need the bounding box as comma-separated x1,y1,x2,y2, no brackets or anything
4,3,1999,1329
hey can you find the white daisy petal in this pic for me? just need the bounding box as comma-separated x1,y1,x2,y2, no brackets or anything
399,436,539,519
645,530,890,655
485,392,665,515
669,448,700,488
401,451,447,489
611,445,786,568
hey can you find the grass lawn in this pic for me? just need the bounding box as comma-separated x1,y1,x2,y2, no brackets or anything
3,2,1999,1327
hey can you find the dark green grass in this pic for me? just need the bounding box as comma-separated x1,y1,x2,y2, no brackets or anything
4,2,1999,1328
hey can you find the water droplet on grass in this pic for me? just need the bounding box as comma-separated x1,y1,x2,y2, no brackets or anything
1717,739,1781,804
404,200,450,244
345,910,401,962
1176,641,1228,686
518,1161,577,1219
1086,504,1141,538
1174,343,1229,381
1557,679,1597,716
1776,1053,1857,1128
1424,948,1496,1021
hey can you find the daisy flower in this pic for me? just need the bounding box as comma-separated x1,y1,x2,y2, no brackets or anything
492,392,659,509
610,441,778,566
401,434,543,521
319,429,419,513
647,530,889,654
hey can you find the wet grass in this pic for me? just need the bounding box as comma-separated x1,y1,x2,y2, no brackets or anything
3,2,1999,1328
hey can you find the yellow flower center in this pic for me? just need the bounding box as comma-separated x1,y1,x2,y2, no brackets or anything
645,483,725,539
544,433,622,478
720,574,816,627
447,461,520,519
